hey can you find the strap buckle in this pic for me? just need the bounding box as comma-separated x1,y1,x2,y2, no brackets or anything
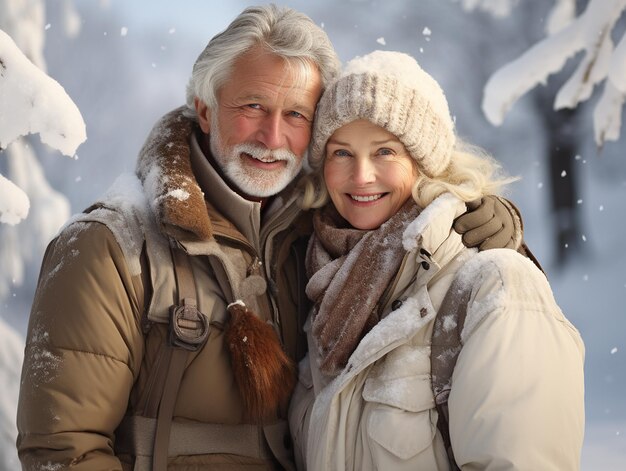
169,298,210,351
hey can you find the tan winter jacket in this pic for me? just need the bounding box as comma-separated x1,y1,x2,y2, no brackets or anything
289,194,585,470
17,108,312,470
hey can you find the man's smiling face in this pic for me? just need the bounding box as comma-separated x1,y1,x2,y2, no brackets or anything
197,46,322,197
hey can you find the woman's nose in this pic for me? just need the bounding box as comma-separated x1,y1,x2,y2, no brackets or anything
351,158,376,185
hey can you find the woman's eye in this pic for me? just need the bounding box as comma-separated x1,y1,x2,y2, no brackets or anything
333,149,351,157
377,148,394,156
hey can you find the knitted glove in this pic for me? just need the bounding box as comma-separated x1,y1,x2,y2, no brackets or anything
453,195,523,250
225,301,296,422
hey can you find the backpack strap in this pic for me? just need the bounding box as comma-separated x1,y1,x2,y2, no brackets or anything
430,275,473,471
152,243,210,471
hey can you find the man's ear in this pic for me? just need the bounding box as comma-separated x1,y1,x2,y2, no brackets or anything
194,97,211,133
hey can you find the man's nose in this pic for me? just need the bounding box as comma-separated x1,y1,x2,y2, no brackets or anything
256,113,286,150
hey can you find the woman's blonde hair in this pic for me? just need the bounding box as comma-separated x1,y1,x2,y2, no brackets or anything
299,137,517,211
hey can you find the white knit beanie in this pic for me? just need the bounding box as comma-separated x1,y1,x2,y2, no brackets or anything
310,50,455,178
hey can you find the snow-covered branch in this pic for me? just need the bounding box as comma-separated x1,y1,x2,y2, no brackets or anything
0,28,86,224
0,29,86,157
546,0,576,35
481,0,626,146
0,173,29,225
454,0,521,17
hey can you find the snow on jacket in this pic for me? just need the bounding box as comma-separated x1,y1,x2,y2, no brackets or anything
290,194,585,471
16,108,312,470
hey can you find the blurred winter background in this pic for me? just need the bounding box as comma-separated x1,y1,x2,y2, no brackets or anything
1,0,625,469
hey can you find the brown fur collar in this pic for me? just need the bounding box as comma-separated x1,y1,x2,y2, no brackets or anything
136,106,212,241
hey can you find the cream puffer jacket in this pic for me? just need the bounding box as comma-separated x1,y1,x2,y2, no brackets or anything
289,194,585,471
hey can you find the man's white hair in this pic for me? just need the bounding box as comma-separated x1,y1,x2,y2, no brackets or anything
184,4,340,119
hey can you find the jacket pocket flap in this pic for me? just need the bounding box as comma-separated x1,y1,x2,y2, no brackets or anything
367,407,436,459
363,374,434,412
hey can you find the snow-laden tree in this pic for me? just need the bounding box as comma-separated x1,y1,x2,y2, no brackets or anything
0,0,85,301
469,0,626,147
0,1,85,465
0,317,24,471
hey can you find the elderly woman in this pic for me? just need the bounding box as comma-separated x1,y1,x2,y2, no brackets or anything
288,51,585,470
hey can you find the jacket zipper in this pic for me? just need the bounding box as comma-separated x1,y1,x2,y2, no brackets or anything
259,198,302,329
212,232,278,330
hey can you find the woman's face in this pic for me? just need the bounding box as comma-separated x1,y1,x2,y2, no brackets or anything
323,120,417,230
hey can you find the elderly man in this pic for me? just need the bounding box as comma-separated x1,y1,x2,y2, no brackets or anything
16,5,521,470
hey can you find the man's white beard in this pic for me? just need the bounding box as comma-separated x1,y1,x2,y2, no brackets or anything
209,117,303,198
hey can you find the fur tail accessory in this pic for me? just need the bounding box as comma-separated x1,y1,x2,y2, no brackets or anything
225,300,296,422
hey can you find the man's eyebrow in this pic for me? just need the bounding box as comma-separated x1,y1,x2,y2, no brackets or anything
281,94,316,115
237,94,313,112
293,104,316,116
238,94,267,102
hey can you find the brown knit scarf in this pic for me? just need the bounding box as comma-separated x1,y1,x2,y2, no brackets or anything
306,200,420,376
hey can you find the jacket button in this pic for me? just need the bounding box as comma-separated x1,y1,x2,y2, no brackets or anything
421,261,430,270
420,307,428,318
391,299,403,310
420,248,431,257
